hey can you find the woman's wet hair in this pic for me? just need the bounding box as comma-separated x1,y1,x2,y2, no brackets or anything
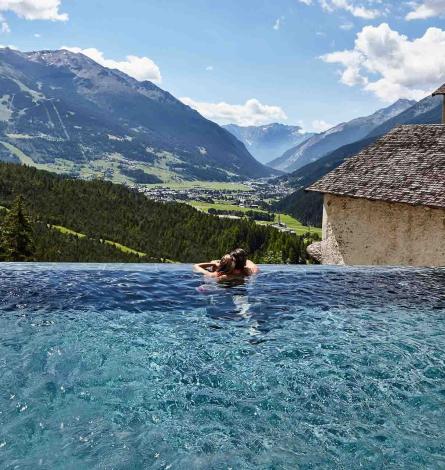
230,248,247,270
217,254,236,275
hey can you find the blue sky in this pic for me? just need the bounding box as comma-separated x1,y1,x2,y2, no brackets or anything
2,0,445,131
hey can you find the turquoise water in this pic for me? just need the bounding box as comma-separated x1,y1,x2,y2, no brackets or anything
0,264,444,469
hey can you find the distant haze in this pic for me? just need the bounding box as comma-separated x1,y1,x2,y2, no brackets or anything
224,123,314,165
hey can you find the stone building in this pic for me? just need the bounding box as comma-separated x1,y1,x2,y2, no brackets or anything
306,94,445,266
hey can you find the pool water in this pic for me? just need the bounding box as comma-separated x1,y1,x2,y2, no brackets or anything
0,264,444,469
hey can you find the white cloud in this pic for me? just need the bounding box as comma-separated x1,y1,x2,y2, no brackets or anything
205,65,213,71
321,23,445,101
180,97,288,126
322,0,381,18
340,22,354,30
311,119,334,132
0,0,68,21
406,0,445,20
62,47,162,83
1,20,9,33
300,0,381,18
34,33,41,38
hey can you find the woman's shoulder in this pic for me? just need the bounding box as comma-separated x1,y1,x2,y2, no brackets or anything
245,261,260,274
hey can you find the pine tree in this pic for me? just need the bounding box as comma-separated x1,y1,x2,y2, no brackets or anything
0,195,35,262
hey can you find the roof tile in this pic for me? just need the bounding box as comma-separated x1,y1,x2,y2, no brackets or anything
307,125,445,209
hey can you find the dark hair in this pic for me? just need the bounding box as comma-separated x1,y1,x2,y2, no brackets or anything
230,248,247,270
217,254,235,275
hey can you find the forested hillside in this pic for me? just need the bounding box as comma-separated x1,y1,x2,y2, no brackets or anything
0,163,318,263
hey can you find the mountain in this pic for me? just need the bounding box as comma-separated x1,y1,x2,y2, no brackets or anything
0,162,313,263
366,95,441,138
0,48,273,183
273,137,377,226
273,95,442,226
268,99,416,173
223,123,314,165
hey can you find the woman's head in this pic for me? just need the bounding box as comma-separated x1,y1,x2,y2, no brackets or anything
230,248,247,270
217,254,236,276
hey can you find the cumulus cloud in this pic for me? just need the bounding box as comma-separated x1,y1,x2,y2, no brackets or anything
311,119,335,132
406,0,445,20
180,97,288,126
0,0,68,21
62,47,162,83
321,23,445,101
299,0,381,18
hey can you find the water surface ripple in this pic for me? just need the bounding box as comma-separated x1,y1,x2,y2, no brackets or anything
0,264,444,469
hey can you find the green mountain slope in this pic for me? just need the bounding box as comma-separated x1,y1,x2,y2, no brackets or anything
0,163,316,263
0,48,273,182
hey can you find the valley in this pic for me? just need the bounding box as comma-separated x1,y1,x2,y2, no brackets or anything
1,47,442,248
0,162,318,264
141,178,321,236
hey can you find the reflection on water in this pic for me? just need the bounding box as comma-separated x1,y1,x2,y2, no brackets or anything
0,264,444,469
198,278,264,339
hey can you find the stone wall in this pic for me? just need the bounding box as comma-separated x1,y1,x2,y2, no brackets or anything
321,194,445,266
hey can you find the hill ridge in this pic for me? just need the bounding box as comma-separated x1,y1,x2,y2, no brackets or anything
0,48,273,182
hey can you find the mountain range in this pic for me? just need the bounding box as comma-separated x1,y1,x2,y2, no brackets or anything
268,99,416,173
273,94,442,226
0,48,274,183
223,123,313,165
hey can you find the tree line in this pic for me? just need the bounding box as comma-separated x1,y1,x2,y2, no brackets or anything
0,163,320,263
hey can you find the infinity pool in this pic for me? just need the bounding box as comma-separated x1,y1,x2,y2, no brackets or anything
0,264,444,469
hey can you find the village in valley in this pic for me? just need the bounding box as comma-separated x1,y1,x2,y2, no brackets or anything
139,179,289,205
138,178,315,235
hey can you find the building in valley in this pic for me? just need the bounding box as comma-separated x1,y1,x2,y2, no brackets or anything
306,88,445,266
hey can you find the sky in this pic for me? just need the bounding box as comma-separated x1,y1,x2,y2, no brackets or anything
2,0,445,131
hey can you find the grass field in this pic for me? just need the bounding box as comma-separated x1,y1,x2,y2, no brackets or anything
188,200,321,236
49,224,147,257
188,201,259,213
103,240,146,257
50,224,87,238
0,141,252,190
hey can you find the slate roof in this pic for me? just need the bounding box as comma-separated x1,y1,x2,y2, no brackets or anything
307,125,445,209
433,84,445,95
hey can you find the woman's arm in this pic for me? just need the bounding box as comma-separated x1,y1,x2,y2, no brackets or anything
193,262,218,275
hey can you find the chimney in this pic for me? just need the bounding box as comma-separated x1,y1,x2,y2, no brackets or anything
432,84,445,124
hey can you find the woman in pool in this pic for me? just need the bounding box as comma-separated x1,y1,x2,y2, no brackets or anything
193,248,259,278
